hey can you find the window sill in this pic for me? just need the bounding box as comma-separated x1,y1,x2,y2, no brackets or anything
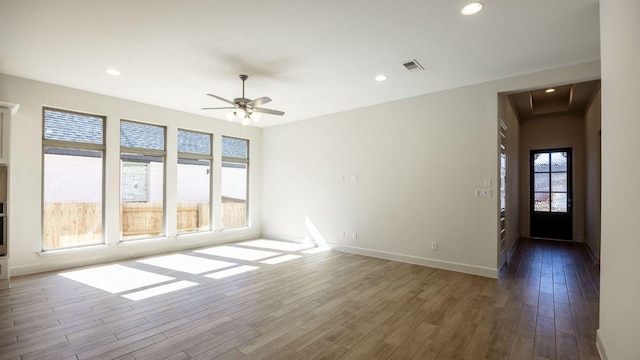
177,230,215,238
38,244,108,257
118,236,168,246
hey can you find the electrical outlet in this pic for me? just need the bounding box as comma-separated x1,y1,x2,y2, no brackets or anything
431,242,438,250
475,189,492,198
352,232,358,240
340,230,345,238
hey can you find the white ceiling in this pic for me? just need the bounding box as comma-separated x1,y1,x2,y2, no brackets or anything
0,0,600,127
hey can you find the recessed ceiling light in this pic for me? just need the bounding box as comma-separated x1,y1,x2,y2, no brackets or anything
105,68,121,76
545,88,556,93
375,75,387,82
461,2,483,16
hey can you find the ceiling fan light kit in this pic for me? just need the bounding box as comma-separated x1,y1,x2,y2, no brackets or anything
202,74,284,125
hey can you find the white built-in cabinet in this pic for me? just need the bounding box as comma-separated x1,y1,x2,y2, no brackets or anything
0,108,9,164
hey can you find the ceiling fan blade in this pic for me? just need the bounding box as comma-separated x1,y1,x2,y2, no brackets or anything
248,97,272,107
201,107,236,110
206,93,236,106
253,107,285,116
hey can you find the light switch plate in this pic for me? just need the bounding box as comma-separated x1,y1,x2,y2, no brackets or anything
475,189,492,198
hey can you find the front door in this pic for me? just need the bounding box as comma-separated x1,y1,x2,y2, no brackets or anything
530,148,572,240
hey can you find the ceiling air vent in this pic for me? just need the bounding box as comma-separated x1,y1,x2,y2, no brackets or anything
402,59,425,72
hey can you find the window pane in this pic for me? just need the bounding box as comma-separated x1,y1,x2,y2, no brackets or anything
221,162,247,228
534,192,550,212
121,121,165,150
551,172,567,192
44,109,103,144
121,162,149,202
222,137,248,159
534,173,550,192
551,193,568,212
178,130,211,155
43,148,103,250
120,155,164,240
534,153,549,173
551,152,567,172
178,159,211,233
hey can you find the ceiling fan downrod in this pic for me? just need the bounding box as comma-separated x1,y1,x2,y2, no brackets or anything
239,74,248,99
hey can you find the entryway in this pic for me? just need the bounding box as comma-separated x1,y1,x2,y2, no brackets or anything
498,79,602,268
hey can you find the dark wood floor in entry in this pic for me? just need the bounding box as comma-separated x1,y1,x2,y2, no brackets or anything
0,238,600,359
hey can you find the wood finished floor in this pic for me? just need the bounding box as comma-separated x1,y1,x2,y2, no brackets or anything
0,238,600,360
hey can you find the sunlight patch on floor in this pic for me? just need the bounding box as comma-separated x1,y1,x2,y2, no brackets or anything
204,265,260,279
57,238,328,299
301,246,331,254
122,280,198,301
137,254,236,274
237,239,314,252
194,245,280,261
59,264,174,293
260,254,302,264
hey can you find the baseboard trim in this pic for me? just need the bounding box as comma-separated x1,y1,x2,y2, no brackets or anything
584,241,601,265
506,237,522,264
329,243,498,279
596,329,608,360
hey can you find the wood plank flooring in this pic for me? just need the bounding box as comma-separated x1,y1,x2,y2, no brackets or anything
0,238,600,359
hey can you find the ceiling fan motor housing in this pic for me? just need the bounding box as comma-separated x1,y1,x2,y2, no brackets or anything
234,98,252,108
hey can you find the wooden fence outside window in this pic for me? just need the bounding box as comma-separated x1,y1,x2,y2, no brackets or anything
43,201,246,249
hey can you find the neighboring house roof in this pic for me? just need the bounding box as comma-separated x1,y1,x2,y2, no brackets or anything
44,108,248,159
221,136,248,159
120,120,164,150
44,109,103,145
178,130,210,155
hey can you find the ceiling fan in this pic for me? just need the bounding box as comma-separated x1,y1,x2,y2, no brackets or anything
202,74,284,125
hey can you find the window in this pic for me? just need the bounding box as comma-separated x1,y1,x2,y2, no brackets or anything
121,163,149,202
120,120,166,240
177,129,212,233
221,136,249,228
42,108,105,250
533,151,569,212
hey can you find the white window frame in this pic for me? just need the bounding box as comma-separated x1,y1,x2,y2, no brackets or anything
177,129,213,234
42,107,106,251
221,136,249,229
120,119,167,241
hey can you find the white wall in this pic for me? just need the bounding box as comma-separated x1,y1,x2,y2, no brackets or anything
0,73,262,276
44,154,103,202
598,0,640,359
583,89,601,261
498,95,521,259
177,163,211,203
262,61,600,278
